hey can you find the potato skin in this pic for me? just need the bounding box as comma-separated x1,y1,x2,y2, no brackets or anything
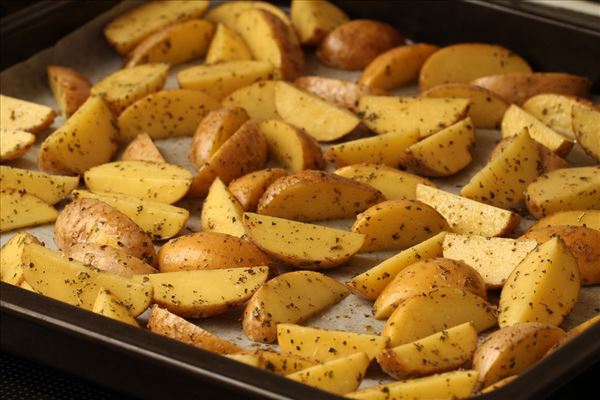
229,168,288,211
54,198,157,266
294,76,386,111
489,136,567,173
316,20,405,70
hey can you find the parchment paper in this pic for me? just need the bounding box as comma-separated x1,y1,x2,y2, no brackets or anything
1,0,598,389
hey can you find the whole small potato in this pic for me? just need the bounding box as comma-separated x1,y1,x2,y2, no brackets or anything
316,20,405,70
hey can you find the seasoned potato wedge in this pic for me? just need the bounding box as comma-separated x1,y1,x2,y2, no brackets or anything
358,96,471,138
142,267,268,318
205,23,252,65
0,190,57,233
92,288,140,327
0,166,79,205
257,170,383,222
222,80,279,122
0,128,35,162
352,199,449,253
256,350,318,375
522,94,592,139
226,353,260,367
572,104,600,162
201,178,245,238
290,0,348,45
205,1,291,30
317,20,404,70
479,375,518,393
359,43,439,90
488,135,567,174
104,0,209,55
120,133,165,163
63,243,156,278
242,270,349,342
416,184,521,237
377,322,477,378
442,234,538,288
0,94,56,134
0,232,41,286
258,119,324,172
499,237,580,327
47,65,91,118
22,243,152,316
294,76,385,111
471,72,591,105
229,168,288,211
524,167,600,218
125,19,214,67
419,43,531,90
529,210,600,232
473,323,565,387
548,314,600,354
275,82,360,141
346,232,446,301
373,257,487,319
39,96,118,175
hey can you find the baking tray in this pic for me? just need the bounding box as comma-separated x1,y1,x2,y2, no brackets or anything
1,1,599,399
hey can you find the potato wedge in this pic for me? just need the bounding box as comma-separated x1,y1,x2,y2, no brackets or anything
287,352,369,395
125,19,214,67
317,20,404,70
148,305,243,354
0,232,41,286
242,270,349,342
0,190,57,233
92,288,140,327
22,243,152,316
294,76,385,111
275,82,360,142
324,131,419,168
548,314,600,354
419,43,531,91
47,65,91,118
229,168,288,211
20,281,37,293
352,199,449,253
257,350,318,375
142,267,268,318
118,89,220,142
346,231,446,301
0,128,35,162
226,354,260,367
84,160,192,204
421,83,509,129
382,287,498,346
473,323,565,387
104,0,209,55
416,184,521,237
0,166,79,205
401,118,475,177
120,133,165,163
205,23,252,65
63,243,156,278
479,375,518,394
0,94,56,134
488,135,567,174
499,237,580,327
524,167,600,218
359,43,439,90
277,323,388,362
373,257,487,319
290,0,348,45
358,96,471,138
221,80,279,122
38,96,118,175
442,234,538,288
258,119,324,172
205,1,291,30
243,212,365,268
201,178,245,238
572,103,600,162
377,322,477,378
471,72,591,105
257,170,383,222
529,210,600,232
522,94,592,139
72,190,189,241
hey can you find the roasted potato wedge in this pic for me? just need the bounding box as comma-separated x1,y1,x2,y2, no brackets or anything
0,232,41,286
92,288,140,327
63,243,156,278
0,166,79,205
205,1,291,30
221,80,279,122
479,375,518,394
548,314,600,354
226,354,260,367
229,168,288,211
0,190,57,233
488,135,567,174
294,76,385,111
205,23,252,64
0,128,35,162
201,178,245,238
290,0,348,45
120,133,165,163
47,65,91,118
529,210,600,232
522,94,592,139
572,103,600,162
256,350,318,375
0,94,56,134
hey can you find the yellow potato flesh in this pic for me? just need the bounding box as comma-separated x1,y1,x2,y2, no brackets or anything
0,232,39,285
0,190,57,233
201,178,245,238
120,133,165,163
0,166,79,205
205,23,252,64
530,210,600,232
222,80,279,122
572,104,600,162
257,351,318,375
0,94,55,133
522,94,589,139
0,128,35,162
290,0,349,45
92,288,140,327
205,1,291,29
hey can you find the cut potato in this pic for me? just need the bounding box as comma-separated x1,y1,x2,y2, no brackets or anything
359,43,439,90
382,287,498,346
0,128,35,162
22,243,152,316
91,63,169,114
549,314,600,354
294,76,385,112
401,118,475,177
287,352,369,395
125,19,214,67
489,135,567,174
0,94,56,134
120,133,165,163
480,375,518,393
256,351,318,375
226,354,260,367
275,82,360,142
473,323,565,387
421,83,509,129
118,89,220,142
205,23,252,64
377,322,477,378
63,243,156,278
205,1,291,30
352,199,449,253
92,288,140,327
0,232,41,286
373,257,487,319
572,103,600,162
346,232,446,301
0,166,79,205
419,43,531,90
104,0,209,54
524,166,600,218
0,190,57,233
142,267,268,318
258,119,324,172
522,94,592,139
290,0,348,45
222,80,279,122
242,270,349,342
20,281,36,292
201,178,245,238
357,96,470,138
243,212,365,268
277,323,388,362
39,96,118,175
47,65,91,118
229,168,288,211
442,234,538,288
84,160,192,204
499,237,580,327
529,210,600,232
416,184,521,237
